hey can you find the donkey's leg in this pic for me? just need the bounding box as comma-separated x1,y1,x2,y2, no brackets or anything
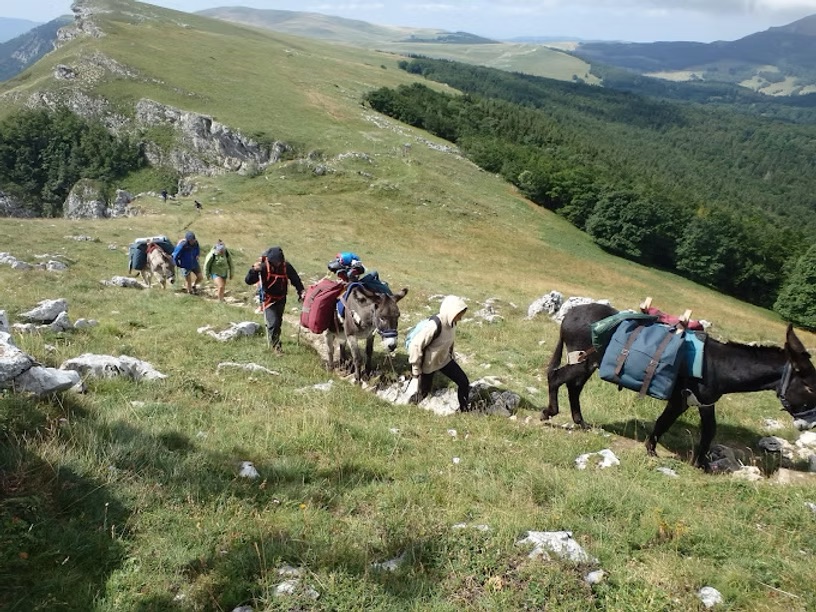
141,270,151,287
566,368,594,428
325,332,336,371
364,334,375,376
693,404,716,471
347,336,365,383
645,393,688,458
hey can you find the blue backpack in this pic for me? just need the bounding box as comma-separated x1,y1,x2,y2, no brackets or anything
404,315,442,351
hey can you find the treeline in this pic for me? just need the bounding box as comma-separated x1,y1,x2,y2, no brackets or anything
0,107,144,216
365,57,816,326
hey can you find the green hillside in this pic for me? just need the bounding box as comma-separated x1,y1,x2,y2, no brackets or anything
2,0,816,609
198,6,599,84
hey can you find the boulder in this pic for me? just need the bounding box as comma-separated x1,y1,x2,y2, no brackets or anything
20,298,68,323
0,333,34,385
63,179,107,219
60,354,166,381
14,366,81,395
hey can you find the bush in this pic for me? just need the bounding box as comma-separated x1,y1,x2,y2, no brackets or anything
774,244,816,331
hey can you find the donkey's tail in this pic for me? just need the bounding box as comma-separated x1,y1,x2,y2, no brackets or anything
546,332,565,376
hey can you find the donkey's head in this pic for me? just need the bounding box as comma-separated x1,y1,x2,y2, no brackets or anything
372,287,408,352
346,286,408,352
779,325,816,425
148,248,176,285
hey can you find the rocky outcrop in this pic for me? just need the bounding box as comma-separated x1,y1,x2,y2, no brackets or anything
63,179,106,219
0,332,81,395
55,0,106,48
135,99,287,176
63,181,137,219
0,191,35,218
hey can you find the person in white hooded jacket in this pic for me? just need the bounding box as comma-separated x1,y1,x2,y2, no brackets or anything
407,295,471,411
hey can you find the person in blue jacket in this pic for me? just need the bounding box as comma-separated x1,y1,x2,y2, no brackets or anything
172,231,202,295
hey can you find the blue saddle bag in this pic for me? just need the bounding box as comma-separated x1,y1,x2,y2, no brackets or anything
599,319,686,400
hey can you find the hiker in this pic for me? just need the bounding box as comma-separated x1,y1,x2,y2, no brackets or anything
328,251,365,283
245,246,305,352
161,188,168,203
172,231,202,295
204,239,233,301
406,295,471,412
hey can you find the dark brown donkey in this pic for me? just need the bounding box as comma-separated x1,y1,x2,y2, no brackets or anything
544,302,816,470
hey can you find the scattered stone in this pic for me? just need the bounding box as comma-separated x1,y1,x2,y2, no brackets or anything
732,466,763,481
274,579,319,599
19,298,68,323
794,418,816,431
0,333,35,385
584,570,606,585
656,467,679,478
73,318,98,329
232,606,253,612
0,310,8,333
762,417,785,431
277,565,303,577
516,531,597,564
60,354,166,381
527,290,563,319
805,502,816,514
707,444,743,473
371,552,406,572
217,362,279,376
13,366,81,395
452,523,490,532
473,298,503,323
101,276,144,289
198,322,260,341
46,261,68,272
575,449,620,470
301,381,333,392
698,586,723,608
238,461,259,479
50,311,73,332
552,297,611,325
66,235,97,241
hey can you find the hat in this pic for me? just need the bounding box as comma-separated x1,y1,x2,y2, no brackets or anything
185,231,196,242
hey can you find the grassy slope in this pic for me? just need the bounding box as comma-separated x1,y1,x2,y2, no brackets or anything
194,6,599,85
2,1,816,610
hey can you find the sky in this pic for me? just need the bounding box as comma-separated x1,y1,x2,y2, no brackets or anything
8,0,816,43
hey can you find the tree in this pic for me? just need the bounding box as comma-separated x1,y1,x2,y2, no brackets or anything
774,244,816,331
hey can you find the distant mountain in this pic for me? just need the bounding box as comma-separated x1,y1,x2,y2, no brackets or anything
0,16,72,82
197,7,452,46
0,17,41,43
198,7,593,84
573,13,816,96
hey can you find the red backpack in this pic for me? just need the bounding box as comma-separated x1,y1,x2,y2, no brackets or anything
300,278,345,333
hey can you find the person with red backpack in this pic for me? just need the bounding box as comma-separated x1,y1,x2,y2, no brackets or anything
244,246,305,353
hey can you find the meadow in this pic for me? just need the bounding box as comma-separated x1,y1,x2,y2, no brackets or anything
2,1,816,609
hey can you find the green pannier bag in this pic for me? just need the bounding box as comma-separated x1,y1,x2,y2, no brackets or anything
590,310,657,354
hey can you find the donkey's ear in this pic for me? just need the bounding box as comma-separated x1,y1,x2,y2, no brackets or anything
786,324,815,372
786,324,808,356
394,287,408,302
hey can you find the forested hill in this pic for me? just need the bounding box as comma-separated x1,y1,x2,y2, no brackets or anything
366,57,816,316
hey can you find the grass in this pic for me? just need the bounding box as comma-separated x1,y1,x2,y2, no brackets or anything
2,1,816,609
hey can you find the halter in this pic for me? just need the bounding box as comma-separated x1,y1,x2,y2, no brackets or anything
777,362,816,417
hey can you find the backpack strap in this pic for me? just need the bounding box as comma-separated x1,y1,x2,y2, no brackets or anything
429,315,442,343
613,323,645,378
639,326,682,398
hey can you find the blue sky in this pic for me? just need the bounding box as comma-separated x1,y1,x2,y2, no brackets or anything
9,0,816,42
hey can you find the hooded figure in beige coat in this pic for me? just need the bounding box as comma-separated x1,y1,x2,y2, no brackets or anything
407,295,471,411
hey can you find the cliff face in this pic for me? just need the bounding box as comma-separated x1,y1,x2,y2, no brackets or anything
0,0,289,214
0,16,72,81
